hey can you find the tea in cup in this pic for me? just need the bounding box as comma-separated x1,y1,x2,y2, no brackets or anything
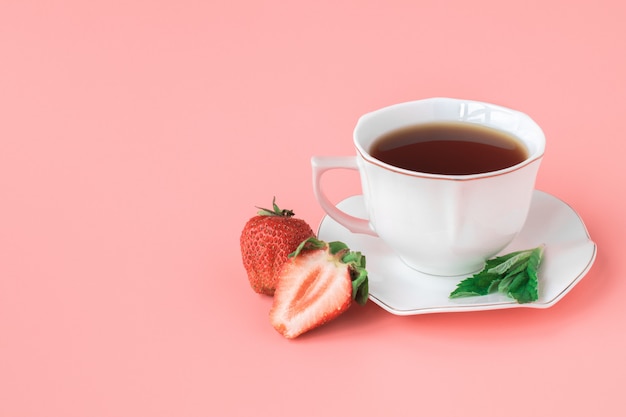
312,98,545,276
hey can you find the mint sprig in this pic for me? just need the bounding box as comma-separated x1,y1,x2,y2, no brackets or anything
449,245,544,304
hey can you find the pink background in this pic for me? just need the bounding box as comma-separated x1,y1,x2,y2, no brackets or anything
1,1,623,416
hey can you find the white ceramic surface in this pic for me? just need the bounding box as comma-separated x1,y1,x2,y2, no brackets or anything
312,97,545,275
317,190,596,316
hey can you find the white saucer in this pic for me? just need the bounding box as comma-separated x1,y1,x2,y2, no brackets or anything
317,190,597,315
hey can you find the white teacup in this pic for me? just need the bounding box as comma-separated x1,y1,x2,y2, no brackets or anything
312,98,545,276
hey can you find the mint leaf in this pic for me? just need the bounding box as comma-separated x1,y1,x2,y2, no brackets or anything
487,250,532,275
449,271,500,298
449,245,544,304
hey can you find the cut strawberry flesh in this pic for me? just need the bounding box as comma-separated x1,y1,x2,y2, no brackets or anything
270,250,352,339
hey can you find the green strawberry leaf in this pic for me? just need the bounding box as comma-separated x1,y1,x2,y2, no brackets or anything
288,236,326,258
328,240,349,255
351,266,369,305
450,245,544,304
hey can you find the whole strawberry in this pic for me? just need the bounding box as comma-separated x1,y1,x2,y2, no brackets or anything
240,198,315,296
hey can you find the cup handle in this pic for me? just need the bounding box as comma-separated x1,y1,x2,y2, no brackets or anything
311,156,377,236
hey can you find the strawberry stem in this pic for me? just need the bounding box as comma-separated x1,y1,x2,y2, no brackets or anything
256,197,295,217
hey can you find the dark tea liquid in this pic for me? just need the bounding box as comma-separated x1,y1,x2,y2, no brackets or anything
370,122,528,175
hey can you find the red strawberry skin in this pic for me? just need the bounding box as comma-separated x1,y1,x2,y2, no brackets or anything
269,246,353,339
240,209,314,296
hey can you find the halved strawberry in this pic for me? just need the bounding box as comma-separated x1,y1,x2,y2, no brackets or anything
269,237,369,339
